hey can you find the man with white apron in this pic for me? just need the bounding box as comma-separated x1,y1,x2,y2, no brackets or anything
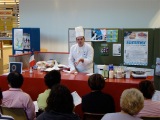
68,26,94,74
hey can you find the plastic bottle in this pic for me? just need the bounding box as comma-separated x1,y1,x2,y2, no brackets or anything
109,70,114,78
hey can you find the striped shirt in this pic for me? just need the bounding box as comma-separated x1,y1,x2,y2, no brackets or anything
2,88,35,120
137,99,160,117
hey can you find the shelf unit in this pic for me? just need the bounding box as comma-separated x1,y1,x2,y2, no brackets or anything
0,37,12,74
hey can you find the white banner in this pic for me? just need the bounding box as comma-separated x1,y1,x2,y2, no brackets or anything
124,31,148,66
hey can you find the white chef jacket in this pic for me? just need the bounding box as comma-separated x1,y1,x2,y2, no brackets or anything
68,43,94,73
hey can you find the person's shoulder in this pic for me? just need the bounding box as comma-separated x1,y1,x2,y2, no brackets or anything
37,90,50,100
82,92,92,99
21,91,31,97
36,111,46,120
101,113,115,120
70,44,78,51
2,90,10,94
70,44,78,48
20,92,34,102
85,43,92,47
84,43,93,50
37,92,45,99
104,92,114,98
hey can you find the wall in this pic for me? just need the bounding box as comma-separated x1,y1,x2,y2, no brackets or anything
19,0,160,52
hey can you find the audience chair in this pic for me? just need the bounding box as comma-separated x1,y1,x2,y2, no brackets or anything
141,116,160,120
83,112,105,120
0,106,28,120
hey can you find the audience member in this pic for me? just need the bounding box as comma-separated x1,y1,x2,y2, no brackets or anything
37,70,61,110
101,88,144,120
0,88,14,120
137,80,160,117
37,84,80,120
2,72,35,120
82,74,115,113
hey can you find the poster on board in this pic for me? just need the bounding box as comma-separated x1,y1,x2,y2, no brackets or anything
124,31,148,66
100,43,109,56
113,44,121,56
23,33,30,49
91,29,106,41
14,29,23,50
106,30,118,42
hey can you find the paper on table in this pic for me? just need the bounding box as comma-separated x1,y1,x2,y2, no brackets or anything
44,67,54,72
63,70,71,73
63,70,78,74
71,91,82,106
58,64,69,68
2,73,9,76
44,67,60,72
86,73,94,76
33,101,39,112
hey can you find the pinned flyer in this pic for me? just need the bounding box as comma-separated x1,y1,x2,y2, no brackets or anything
71,91,82,106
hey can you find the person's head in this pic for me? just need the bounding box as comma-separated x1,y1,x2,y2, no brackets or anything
120,88,144,115
0,88,2,104
7,72,24,88
139,80,155,99
44,70,61,89
88,73,105,91
75,26,85,47
45,84,74,114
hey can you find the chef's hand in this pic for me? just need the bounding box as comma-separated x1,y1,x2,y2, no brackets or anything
70,69,78,74
75,58,84,66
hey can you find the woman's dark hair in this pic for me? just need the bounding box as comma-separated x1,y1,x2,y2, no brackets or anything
44,70,61,88
45,84,74,113
88,73,105,91
7,72,24,88
0,88,2,100
139,80,155,99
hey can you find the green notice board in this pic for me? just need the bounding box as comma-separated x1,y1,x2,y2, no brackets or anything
92,28,154,69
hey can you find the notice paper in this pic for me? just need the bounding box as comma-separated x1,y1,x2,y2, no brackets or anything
71,91,82,106
152,90,160,101
33,101,39,112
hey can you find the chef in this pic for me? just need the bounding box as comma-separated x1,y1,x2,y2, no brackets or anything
68,26,94,73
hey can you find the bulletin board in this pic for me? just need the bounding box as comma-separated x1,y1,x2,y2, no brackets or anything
92,28,123,66
93,28,154,68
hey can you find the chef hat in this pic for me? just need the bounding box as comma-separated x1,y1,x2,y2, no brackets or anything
75,26,84,37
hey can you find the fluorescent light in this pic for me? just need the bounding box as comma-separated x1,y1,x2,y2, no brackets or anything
0,0,19,2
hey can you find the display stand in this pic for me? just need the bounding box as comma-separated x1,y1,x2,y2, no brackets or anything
12,28,40,55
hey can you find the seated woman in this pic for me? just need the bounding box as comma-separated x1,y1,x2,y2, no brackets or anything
2,72,36,120
0,88,14,120
82,74,115,114
101,88,144,120
137,80,160,117
37,84,80,120
37,70,61,111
